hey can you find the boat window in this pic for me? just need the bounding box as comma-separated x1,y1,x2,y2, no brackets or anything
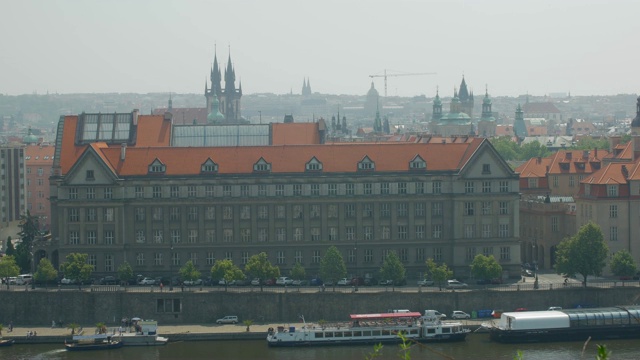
315,332,324,338
353,331,362,337
325,332,333,337
427,328,436,334
381,330,391,336
344,331,352,337
442,327,451,333
334,332,343,338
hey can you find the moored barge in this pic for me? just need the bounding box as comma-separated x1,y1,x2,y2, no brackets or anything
488,306,640,343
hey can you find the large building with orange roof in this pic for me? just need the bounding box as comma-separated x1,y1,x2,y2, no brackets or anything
45,109,521,282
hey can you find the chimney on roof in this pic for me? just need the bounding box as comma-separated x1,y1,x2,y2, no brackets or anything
595,148,598,159
164,112,173,122
566,152,572,160
537,157,542,164
132,109,139,126
622,165,629,178
120,143,126,161
546,165,549,174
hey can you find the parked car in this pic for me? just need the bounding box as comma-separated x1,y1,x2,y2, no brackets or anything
99,276,117,285
276,277,293,286
451,311,471,319
476,278,502,285
216,315,238,324
218,279,235,286
233,279,248,286
250,278,261,286
310,277,323,286
522,269,534,277
547,306,563,311
337,278,350,286
263,278,276,286
446,280,468,289
379,279,393,286
183,279,203,286
139,277,156,285
350,277,365,286
15,274,33,285
363,277,377,286
291,279,308,286
60,277,76,285
417,279,435,286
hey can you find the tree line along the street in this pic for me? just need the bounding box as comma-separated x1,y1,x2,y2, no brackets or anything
0,215,634,288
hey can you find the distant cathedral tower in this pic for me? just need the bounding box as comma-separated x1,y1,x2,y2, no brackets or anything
302,78,312,96
631,95,640,134
205,50,245,124
457,76,474,118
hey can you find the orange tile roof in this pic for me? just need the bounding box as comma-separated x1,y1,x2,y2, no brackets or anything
271,123,321,145
516,157,551,178
546,149,608,174
59,116,90,174
583,162,629,185
135,115,172,147
95,139,485,177
25,144,55,164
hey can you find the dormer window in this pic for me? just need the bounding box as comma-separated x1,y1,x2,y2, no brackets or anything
148,159,166,174
253,158,271,172
305,157,323,172
358,156,375,171
86,170,95,181
482,164,491,174
409,155,426,170
201,158,219,174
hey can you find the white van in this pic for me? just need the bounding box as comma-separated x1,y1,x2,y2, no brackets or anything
16,274,33,285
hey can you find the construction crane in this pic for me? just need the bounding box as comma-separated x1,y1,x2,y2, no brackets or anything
369,69,437,97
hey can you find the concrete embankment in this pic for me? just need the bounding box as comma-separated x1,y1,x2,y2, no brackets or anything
3,321,487,344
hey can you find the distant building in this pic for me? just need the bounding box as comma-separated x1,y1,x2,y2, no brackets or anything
0,145,26,224
25,144,55,231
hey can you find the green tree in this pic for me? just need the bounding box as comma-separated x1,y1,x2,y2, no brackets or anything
379,251,406,289
610,250,637,279
59,253,94,288
426,258,453,291
16,211,41,273
4,237,15,256
243,252,280,290
470,254,503,282
34,258,58,287
519,140,551,160
320,246,346,290
574,136,610,151
210,259,244,290
490,136,519,161
555,222,608,287
0,255,20,289
290,262,306,281
179,260,201,283
117,262,134,286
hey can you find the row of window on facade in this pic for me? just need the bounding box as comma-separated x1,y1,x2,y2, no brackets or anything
83,246,512,273
68,179,512,200
26,178,47,186
152,155,435,175
26,167,51,176
66,223,512,246
66,201,511,223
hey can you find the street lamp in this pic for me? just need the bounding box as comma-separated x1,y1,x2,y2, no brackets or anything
354,240,358,291
169,243,174,291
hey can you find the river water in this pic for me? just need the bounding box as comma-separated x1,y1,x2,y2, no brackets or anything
3,334,640,359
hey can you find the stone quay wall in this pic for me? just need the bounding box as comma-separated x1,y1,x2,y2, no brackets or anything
1,287,638,326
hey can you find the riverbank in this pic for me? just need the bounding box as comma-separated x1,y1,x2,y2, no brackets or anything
2,320,488,344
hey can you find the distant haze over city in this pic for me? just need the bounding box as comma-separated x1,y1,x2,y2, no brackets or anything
2,0,639,97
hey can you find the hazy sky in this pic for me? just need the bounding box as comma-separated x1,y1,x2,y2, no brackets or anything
2,0,639,97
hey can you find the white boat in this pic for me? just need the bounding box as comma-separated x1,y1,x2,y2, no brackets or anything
266,310,470,347
76,320,168,346
114,320,169,346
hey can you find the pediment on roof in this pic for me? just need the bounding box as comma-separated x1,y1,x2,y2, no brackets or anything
459,140,516,179
148,158,166,174
305,156,323,172
357,155,375,171
253,157,271,172
64,147,118,185
201,158,219,174
409,154,426,171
